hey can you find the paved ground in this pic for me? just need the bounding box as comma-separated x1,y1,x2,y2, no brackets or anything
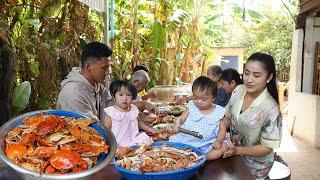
276,117,320,180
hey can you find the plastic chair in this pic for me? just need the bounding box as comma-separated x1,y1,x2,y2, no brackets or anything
268,161,291,180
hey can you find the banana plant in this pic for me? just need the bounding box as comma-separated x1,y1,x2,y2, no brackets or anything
12,81,31,114
112,58,132,80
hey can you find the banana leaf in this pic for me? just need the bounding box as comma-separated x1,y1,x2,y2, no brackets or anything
12,81,31,113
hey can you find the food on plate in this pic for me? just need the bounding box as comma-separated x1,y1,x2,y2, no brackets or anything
149,123,177,141
139,113,176,126
166,106,185,115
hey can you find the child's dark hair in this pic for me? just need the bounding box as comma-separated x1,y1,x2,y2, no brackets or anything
192,76,218,98
220,68,243,85
109,80,137,99
81,42,112,68
247,52,279,104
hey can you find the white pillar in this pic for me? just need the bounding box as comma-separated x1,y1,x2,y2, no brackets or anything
288,29,304,134
302,16,315,93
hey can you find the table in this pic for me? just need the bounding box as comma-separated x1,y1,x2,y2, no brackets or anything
0,156,254,180
91,156,255,180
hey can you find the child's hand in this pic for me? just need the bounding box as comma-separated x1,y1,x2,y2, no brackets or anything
173,122,180,132
212,140,222,150
146,127,157,135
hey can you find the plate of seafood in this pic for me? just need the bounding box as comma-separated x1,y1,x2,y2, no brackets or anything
149,123,176,141
0,110,117,180
139,113,177,126
139,113,177,141
165,106,185,116
113,141,206,180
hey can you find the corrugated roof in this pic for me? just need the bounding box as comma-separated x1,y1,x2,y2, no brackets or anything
78,0,105,12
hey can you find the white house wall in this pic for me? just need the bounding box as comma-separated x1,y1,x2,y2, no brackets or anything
288,17,320,147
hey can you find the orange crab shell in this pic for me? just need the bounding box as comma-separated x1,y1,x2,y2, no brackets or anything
5,143,27,160
49,149,81,170
72,158,89,173
36,117,66,136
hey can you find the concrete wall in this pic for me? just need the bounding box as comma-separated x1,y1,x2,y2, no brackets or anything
288,17,320,147
288,92,320,145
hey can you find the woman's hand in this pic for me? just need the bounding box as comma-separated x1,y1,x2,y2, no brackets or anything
223,140,238,158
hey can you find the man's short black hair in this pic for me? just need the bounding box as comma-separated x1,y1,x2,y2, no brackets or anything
109,80,137,100
132,64,149,74
81,42,112,67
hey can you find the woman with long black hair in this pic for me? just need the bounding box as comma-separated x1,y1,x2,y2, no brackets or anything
213,52,282,178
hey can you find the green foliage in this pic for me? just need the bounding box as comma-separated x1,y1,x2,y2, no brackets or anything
151,20,165,50
3,0,297,112
113,58,132,80
239,12,295,80
3,0,101,113
12,81,31,113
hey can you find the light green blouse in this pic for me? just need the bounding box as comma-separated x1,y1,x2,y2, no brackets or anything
225,84,282,178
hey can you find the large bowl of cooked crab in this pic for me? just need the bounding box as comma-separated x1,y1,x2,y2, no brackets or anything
113,141,206,180
0,110,117,180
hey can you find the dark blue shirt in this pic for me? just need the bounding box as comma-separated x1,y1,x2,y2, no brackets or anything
214,88,229,107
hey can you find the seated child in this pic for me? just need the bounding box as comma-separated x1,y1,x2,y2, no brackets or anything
169,76,228,160
103,80,153,147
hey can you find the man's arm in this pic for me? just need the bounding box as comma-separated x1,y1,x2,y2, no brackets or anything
132,101,158,114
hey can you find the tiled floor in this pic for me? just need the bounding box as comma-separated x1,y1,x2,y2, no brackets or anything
275,117,320,180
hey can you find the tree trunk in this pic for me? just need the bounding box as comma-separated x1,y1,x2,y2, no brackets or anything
0,38,16,125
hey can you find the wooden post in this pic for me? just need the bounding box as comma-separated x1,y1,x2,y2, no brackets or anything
313,42,320,95
103,0,109,45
